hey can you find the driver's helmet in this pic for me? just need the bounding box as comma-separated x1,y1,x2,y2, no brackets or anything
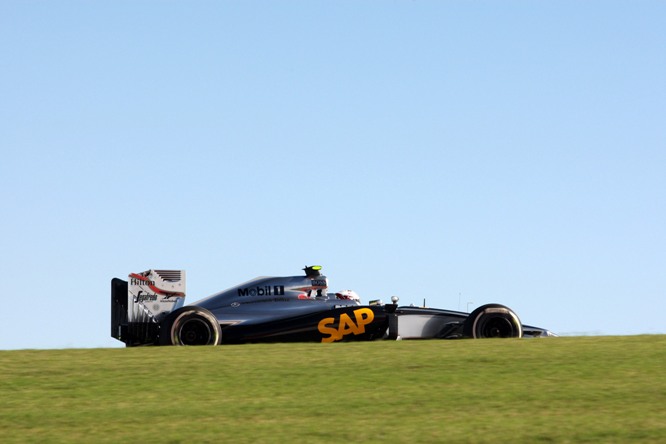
335,290,361,303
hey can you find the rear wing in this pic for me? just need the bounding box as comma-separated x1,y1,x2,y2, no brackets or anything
111,270,186,346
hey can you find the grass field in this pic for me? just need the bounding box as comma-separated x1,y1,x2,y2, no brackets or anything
1,336,665,443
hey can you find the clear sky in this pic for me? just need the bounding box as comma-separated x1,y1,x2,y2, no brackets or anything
1,1,664,349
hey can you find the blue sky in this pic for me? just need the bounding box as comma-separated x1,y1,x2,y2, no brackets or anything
1,1,664,349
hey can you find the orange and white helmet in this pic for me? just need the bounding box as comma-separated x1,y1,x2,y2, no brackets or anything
335,290,361,303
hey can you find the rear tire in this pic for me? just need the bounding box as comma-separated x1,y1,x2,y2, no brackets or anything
159,306,222,346
463,304,523,339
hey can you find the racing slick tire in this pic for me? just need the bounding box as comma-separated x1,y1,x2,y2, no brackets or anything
463,304,523,339
159,306,222,346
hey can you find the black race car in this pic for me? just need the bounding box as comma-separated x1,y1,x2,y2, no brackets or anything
111,266,555,346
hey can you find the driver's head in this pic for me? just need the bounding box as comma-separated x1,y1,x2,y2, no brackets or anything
335,290,361,303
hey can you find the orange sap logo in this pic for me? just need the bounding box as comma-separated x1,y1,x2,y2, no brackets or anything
318,308,375,343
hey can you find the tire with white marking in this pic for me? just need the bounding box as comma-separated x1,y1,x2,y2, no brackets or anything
463,304,523,339
159,306,222,346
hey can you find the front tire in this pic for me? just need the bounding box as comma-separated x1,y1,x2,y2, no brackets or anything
159,306,222,346
463,304,523,339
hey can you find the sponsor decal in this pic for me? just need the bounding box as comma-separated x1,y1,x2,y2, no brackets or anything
318,308,375,343
311,279,327,287
232,298,293,306
133,291,157,303
237,286,285,297
130,277,155,286
129,273,184,297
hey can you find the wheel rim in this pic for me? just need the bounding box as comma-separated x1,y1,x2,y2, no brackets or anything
479,317,515,338
178,318,214,345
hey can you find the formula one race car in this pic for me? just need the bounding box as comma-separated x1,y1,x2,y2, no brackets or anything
111,266,555,346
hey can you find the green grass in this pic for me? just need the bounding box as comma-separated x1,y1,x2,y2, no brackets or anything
1,336,665,443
